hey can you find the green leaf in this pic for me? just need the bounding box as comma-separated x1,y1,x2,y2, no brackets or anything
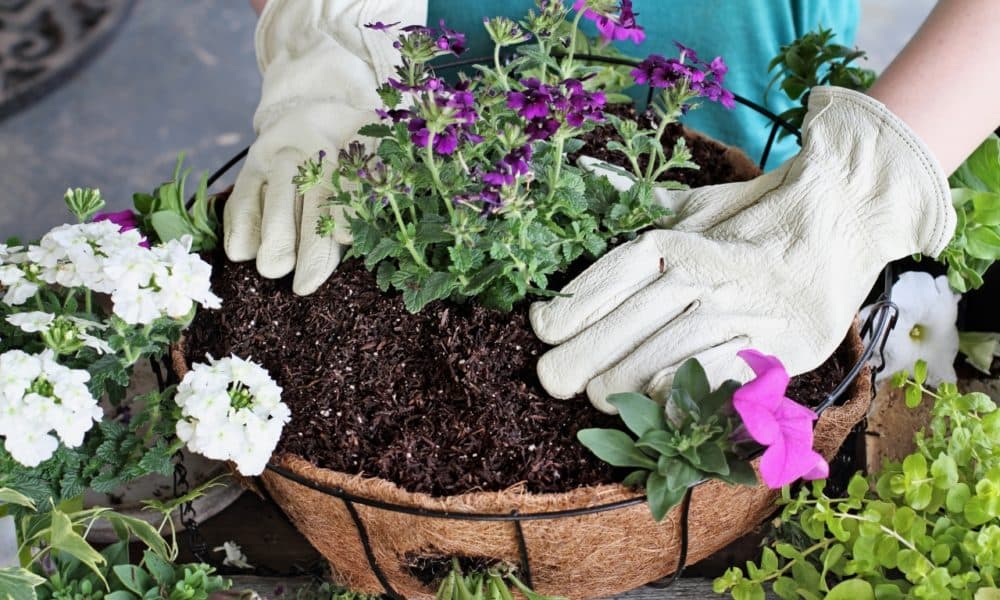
645,471,685,521
971,191,1000,225
663,459,703,492
695,443,730,476
621,470,648,488
141,550,175,587
112,565,153,596
946,482,971,513
635,430,676,458
103,514,169,559
401,271,457,313
825,579,875,600
966,226,1000,260
607,393,666,437
959,331,1000,374
672,358,710,404
931,455,959,490
48,510,107,585
0,488,36,510
148,211,192,244
699,380,740,417
0,568,45,600
576,429,657,470
358,123,392,138
720,458,759,487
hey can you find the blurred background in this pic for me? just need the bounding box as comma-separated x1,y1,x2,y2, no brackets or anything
0,0,935,242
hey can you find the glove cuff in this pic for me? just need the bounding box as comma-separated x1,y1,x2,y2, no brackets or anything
806,87,956,258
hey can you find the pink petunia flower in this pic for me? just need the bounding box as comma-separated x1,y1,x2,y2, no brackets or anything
732,349,828,488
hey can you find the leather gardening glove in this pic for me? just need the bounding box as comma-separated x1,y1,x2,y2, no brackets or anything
225,0,427,295
531,87,957,413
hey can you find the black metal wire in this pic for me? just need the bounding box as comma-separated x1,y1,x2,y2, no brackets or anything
181,52,895,597
343,498,404,600
511,512,534,589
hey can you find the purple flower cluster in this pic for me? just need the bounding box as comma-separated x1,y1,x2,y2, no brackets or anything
393,21,467,56
378,80,481,155
573,0,645,45
506,78,606,141
482,145,533,187
631,43,735,108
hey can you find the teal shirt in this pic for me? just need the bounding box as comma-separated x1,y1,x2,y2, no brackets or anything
428,1,860,169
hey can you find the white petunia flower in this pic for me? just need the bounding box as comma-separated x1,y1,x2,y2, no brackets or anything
0,349,99,467
175,355,289,476
861,271,960,385
6,311,55,333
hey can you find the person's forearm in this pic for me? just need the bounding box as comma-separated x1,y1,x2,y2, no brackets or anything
250,0,267,16
869,0,1000,174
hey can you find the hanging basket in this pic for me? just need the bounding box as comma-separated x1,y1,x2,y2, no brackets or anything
171,318,873,600
171,61,894,596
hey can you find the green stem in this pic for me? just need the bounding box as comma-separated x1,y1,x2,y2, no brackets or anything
835,512,935,571
84,289,93,316
387,195,431,271
494,43,510,90
753,538,834,584
544,135,567,207
645,112,673,182
561,10,586,79
424,135,456,220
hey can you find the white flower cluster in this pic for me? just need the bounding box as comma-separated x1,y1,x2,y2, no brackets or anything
0,349,101,467
6,311,112,354
175,356,289,476
0,222,220,324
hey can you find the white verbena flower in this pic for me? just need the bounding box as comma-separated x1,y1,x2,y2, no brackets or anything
861,271,960,385
5,312,112,354
0,349,101,467
175,355,289,476
0,264,39,306
213,541,253,569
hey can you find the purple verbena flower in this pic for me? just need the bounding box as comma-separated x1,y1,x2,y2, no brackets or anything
574,0,645,45
507,78,554,120
501,145,533,177
364,21,400,31
525,117,561,141
435,20,467,56
376,108,411,122
631,46,734,108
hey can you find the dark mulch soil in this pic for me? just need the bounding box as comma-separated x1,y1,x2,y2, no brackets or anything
187,253,854,497
184,118,852,498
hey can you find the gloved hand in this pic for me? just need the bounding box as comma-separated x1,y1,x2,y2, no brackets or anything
225,0,426,295
531,86,956,413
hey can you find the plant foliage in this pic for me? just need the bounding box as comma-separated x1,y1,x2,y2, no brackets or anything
714,361,1000,599
767,27,875,134
578,359,758,521
940,134,1000,293
132,154,219,252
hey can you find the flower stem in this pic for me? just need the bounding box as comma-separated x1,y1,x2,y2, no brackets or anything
562,10,587,79
387,194,431,272
494,43,510,90
424,135,456,221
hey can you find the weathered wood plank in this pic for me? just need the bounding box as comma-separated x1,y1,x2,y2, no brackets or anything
217,575,745,599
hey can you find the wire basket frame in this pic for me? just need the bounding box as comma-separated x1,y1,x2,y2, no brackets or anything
181,52,895,599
